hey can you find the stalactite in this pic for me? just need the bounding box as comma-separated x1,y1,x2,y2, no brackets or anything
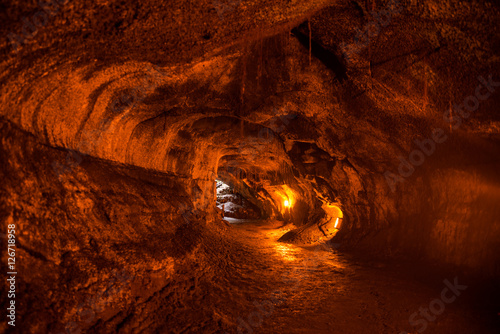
448,67,453,133
449,100,453,133
308,20,312,67
241,45,247,104
423,68,428,111
258,38,263,81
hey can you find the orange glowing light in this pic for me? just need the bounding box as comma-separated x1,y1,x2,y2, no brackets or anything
274,243,297,261
284,200,290,207
334,217,339,229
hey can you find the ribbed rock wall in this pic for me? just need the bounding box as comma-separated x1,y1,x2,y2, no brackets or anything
1,9,500,334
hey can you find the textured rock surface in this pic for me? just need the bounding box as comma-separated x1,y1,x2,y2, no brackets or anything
1,0,500,332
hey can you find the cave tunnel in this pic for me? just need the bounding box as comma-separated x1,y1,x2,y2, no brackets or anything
1,0,500,333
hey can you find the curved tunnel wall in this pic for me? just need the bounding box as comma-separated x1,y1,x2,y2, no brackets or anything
1,3,500,322
3,33,500,271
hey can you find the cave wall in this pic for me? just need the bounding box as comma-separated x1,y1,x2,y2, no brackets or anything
0,119,215,333
1,6,500,334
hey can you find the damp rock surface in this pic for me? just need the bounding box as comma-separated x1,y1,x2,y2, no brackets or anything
1,0,500,333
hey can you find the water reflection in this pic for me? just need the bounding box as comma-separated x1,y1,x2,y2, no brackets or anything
274,243,299,261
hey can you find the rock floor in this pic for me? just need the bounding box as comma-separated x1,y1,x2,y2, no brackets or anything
208,219,499,334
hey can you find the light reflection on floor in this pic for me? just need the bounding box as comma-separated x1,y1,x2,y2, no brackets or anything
218,217,494,333
273,243,299,261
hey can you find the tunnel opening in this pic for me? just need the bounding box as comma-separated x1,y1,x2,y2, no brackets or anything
215,179,262,220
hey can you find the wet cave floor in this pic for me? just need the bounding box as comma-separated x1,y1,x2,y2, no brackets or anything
168,218,499,334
